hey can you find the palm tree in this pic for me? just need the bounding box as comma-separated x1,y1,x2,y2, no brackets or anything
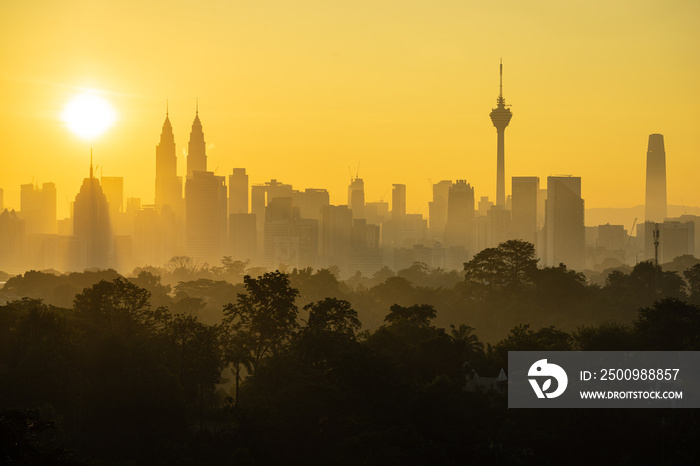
450,324,484,361
222,332,254,406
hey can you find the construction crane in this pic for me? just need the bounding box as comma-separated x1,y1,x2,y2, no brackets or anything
626,217,637,248
379,187,390,202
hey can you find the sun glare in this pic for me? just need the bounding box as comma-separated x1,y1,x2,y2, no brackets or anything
61,92,116,139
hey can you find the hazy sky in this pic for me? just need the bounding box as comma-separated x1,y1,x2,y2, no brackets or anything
1,0,699,218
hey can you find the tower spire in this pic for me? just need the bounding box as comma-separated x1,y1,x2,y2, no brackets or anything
166,99,169,117
90,149,93,179
196,97,198,115
499,58,503,97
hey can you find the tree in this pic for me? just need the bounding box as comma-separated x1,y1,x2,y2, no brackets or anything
492,324,571,368
212,256,249,284
450,324,484,360
384,303,436,327
290,268,342,304
370,265,395,287
166,255,209,282
635,298,700,350
464,240,538,298
73,277,152,337
304,298,361,337
498,239,538,288
573,323,636,351
221,330,254,405
397,262,431,285
222,271,300,368
0,409,84,465
685,263,700,305
162,313,222,428
129,270,172,309
464,247,504,293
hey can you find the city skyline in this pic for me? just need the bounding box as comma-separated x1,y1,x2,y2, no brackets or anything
1,1,699,217
0,102,695,223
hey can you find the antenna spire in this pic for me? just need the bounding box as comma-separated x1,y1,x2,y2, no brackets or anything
196,97,198,115
499,58,503,97
90,149,94,179
166,99,169,117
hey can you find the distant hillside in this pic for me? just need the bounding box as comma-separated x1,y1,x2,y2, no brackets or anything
585,205,700,228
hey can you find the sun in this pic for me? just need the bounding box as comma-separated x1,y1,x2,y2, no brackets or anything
61,92,116,139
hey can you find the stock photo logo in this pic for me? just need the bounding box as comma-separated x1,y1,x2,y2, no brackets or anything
528,359,568,399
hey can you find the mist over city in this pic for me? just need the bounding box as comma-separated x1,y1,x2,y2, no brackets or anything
1,1,700,465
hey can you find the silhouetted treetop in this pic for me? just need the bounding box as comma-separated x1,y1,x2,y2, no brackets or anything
384,303,437,327
303,298,361,337
223,271,300,367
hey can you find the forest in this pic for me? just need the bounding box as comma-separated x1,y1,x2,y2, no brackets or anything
2,240,700,465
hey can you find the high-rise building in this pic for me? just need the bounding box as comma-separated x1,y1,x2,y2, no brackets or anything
251,179,294,228
477,196,493,217
187,105,207,178
487,205,511,248
444,180,475,252
321,205,353,274
132,205,179,269
666,214,700,257
101,176,130,236
230,213,256,262
264,197,318,269
597,224,627,251
349,219,383,276
229,168,249,214
364,201,389,228
101,177,123,217
545,176,584,269
73,157,111,269
293,188,329,220
0,209,25,273
489,61,513,207
20,182,56,235
155,108,182,210
428,180,451,241
511,176,539,244
644,133,667,222
348,177,365,219
185,171,227,264
391,184,406,219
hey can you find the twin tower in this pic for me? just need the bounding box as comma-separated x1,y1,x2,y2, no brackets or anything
154,105,207,210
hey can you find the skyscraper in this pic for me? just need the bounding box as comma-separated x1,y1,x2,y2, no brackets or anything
489,61,513,207
73,156,111,269
20,182,56,235
321,204,353,273
428,180,451,241
644,133,667,222
187,104,207,178
511,176,539,244
229,168,249,214
155,107,182,210
101,177,123,217
545,176,584,269
185,171,227,264
101,176,128,236
444,180,475,251
392,184,406,219
487,205,511,248
348,177,365,219
0,208,24,273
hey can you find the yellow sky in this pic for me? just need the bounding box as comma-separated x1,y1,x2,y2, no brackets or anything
1,0,699,219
